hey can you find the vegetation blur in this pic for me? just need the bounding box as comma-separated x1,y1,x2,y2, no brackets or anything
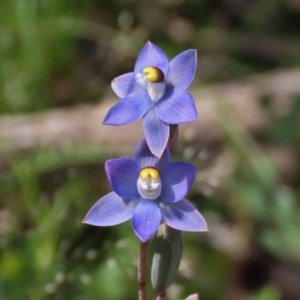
0,0,299,299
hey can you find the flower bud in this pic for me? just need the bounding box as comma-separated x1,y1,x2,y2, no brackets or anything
150,225,183,292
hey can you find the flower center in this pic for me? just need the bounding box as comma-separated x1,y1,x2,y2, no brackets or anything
136,66,166,102
137,167,161,200
143,66,164,83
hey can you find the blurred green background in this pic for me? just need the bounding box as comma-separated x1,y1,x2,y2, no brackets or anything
0,0,299,299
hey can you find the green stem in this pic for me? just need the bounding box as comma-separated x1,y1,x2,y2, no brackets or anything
138,241,149,300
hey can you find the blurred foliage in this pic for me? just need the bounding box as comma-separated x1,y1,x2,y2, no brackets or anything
0,0,300,299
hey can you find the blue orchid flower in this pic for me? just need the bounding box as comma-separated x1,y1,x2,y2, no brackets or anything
83,140,207,242
103,41,198,158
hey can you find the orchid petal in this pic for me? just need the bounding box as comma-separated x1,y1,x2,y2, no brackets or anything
167,50,197,90
143,109,169,158
161,199,208,232
83,192,137,226
103,93,153,125
133,139,159,168
134,41,169,78
133,139,172,170
105,158,139,199
156,89,197,124
160,162,197,203
132,199,161,242
111,72,136,98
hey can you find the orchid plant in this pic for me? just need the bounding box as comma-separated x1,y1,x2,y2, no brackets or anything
83,41,208,300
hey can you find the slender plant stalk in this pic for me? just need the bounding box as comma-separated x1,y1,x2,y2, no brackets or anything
138,241,149,300
138,126,178,300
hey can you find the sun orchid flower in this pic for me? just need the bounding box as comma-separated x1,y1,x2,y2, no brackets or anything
83,140,207,242
103,41,198,158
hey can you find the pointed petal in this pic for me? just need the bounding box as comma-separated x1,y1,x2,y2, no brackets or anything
105,158,139,199
156,89,197,124
111,72,136,98
160,162,197,203
167,50,197,90
133,139,159,168
161,199,208,232
103,93,153,125
132,199,161,242
134,41,169,78
133,139,172,169
143,109,169,158
82,192,136,226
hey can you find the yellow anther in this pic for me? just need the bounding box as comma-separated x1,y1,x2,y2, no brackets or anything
139,167,160,181
143,66,164,83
